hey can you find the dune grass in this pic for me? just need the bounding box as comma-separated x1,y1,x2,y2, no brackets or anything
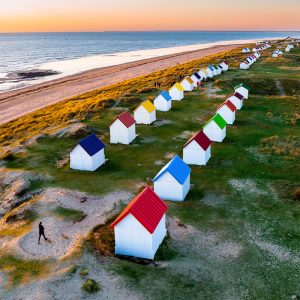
0,42,300,298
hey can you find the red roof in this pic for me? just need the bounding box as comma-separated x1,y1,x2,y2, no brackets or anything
225,100,237,112
110,187,167,234
183,130,212,150
113,111,136,128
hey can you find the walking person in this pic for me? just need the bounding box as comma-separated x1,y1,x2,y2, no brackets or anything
38,221,48,244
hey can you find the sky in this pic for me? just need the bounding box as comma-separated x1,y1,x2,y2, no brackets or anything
0,0,299,33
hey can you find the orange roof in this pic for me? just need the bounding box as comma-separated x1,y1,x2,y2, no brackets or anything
110,187,168,234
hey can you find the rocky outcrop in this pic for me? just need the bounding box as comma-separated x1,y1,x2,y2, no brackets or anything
50,123,94,138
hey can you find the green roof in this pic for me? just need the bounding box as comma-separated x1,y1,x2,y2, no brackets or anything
204,113,227,129
234,83,250,91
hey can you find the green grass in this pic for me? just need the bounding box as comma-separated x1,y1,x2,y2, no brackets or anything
0,255,48,288
52,207,86,222
1,43,300,298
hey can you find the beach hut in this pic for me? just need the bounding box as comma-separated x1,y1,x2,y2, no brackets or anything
110,111,136,144
254,52,260,59
110,187,167,260
190,72,201,87
242,48,248,53
234,83,250,99
210,65,218,76
219,61,229,71
153,155,191,202
215,65,222,75
183,130,212,166
203,114,227,142
70,134,105,171
181,77,194,91
285,46,291,52
205,66,214,78
272,52,279,58
134,100,156,125
154,91,172,111
227,92,244,110
240,61,249,70
216,100,236,125
169,83,184,101
198,69,207,81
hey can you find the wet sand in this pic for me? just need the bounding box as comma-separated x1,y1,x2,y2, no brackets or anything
0,44,240,125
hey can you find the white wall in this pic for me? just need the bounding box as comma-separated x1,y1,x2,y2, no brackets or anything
203,122,226,142
190,75,199,87
70,145,105,171
228,96,243,110
114,213,166,259
183,141,210,165
206,68,214,78
235,87,249,99
169,87,184,101
240,63,249,70
217,106,235,125
110,120,136,144
134,106,156,125
181,79,193,92
154,172,190,201
154,96,171,111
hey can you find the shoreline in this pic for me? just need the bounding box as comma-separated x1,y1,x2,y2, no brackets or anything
0,43,243,125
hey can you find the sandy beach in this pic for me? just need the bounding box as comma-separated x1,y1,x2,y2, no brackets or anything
0,44,240,125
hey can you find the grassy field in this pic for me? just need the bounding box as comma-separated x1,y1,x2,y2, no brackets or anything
0,43,300,298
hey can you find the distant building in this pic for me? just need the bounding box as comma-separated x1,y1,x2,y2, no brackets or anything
134,100,156,125
234,83,250,99
153,155,191,201
180,77,194,91
227,92,244,110
110,111,137,144
153,91,172,111
169,83,184,101
216,100,237,125
183,130,212,166
110,187,167,260
203,113,227,142
70,134,105,171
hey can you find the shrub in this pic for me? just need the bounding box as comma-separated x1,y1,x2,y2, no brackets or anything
82,279,101,293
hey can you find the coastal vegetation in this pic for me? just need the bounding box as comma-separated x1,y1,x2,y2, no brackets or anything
0,41,299,298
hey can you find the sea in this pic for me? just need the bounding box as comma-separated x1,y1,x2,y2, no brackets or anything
0,31,299,92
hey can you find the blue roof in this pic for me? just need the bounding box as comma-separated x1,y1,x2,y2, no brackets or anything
208,65,215,71
193,72,201,79
160,90,172,101
153,155,191,185
78,134,105,156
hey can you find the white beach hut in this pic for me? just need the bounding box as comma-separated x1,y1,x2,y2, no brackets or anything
205,66,214,78
227,92,244,110
134,100,156,125
110,111,137,144
203,113,227,143
183,130,212,166
169,83,184,101
110,187,167,260
234,83,250,99
153,91,172,111
272,52,279,58
219,61,229,71
70,134,105,171
240,61,249,70
216,100,237,125
215,65,222,75
198,69,207,81
180,77,194,91
190,72,201,87
153,155,191,202
210,65,218,76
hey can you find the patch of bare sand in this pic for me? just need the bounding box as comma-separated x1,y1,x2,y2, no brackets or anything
16,188,133,260
2,253,142,300
228,179,268,196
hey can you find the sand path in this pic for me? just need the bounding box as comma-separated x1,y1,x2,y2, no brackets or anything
16,188,133,260
0,44,239,125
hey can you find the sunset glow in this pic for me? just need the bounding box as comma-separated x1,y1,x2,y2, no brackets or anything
1,0,299,32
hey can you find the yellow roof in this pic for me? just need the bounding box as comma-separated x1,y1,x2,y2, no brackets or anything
138,100,156,113
174,83,184,91
202,69,208,74
185,77,194,84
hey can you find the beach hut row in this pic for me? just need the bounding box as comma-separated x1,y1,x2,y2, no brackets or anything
272,49,283,58
252,43,270,52
240,52,261,70
109,82,250,259
285,44,294,52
